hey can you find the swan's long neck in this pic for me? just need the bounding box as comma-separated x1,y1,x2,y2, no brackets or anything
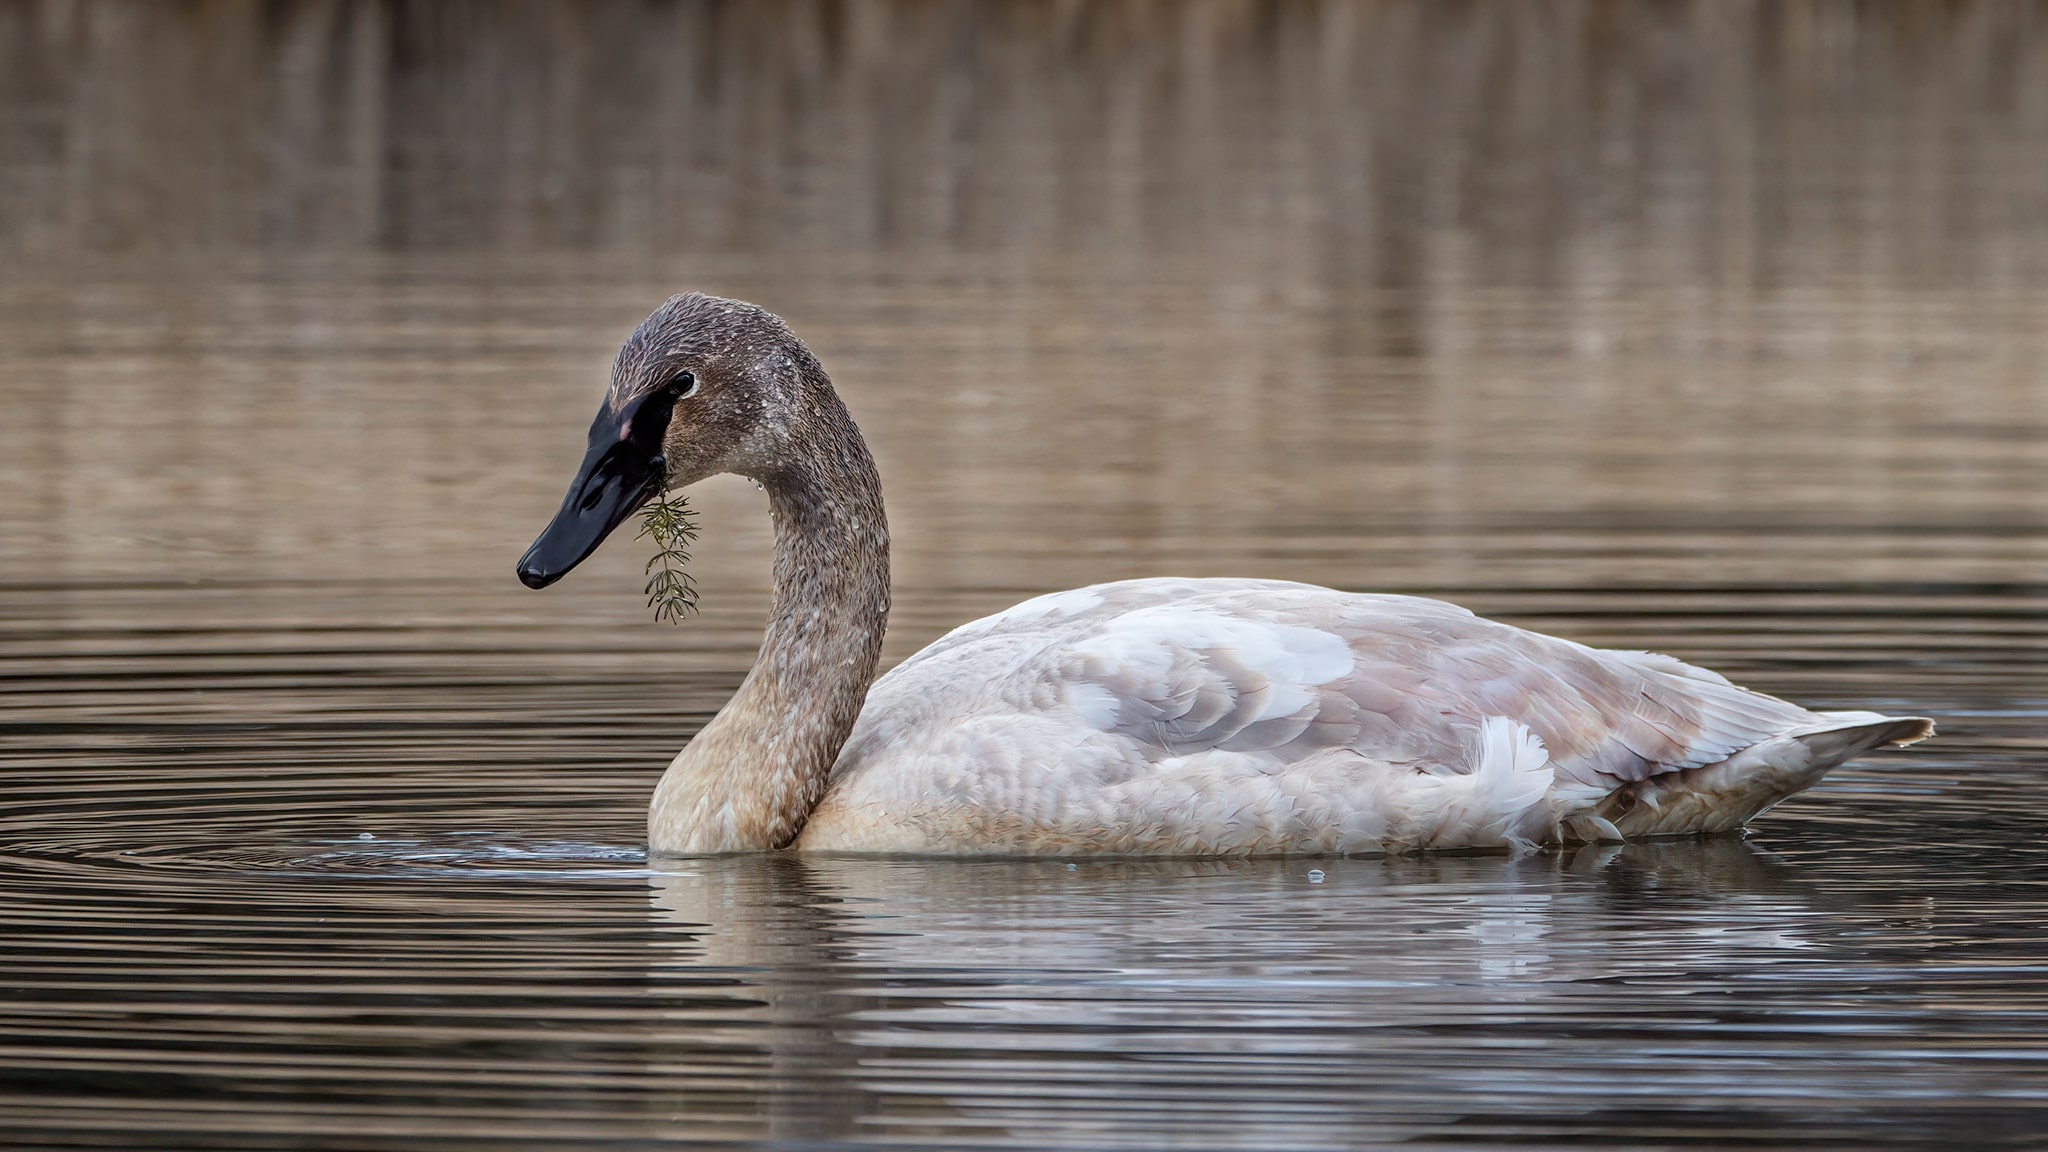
648,389,889,855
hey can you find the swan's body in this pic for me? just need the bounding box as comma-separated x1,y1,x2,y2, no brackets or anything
517,293,1931,858
801,578,1925,854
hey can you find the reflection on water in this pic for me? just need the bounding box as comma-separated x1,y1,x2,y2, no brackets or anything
3,1,2048,1148
3,791,2046,1148
649,843,2048,1148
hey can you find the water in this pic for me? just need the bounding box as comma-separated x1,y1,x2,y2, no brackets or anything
4,3,2048,1148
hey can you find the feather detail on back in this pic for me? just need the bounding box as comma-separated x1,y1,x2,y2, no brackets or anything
794,578,1929,855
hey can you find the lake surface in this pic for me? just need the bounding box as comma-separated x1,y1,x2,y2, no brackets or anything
3,3,2047,1148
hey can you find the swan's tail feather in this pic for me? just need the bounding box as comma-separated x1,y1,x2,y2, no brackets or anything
1590,712,1933,839
1789,712,1934,756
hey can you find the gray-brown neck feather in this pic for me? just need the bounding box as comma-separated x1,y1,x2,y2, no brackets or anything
648,380,890,855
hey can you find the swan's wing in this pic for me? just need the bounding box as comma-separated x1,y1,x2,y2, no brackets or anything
1054,589,1827,786
815,579,1919,853
909,580,1807,772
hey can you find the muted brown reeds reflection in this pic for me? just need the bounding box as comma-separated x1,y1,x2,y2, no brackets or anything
4,4,2048,614
5,257,2047,646
2,3,2048,1149
1,1,2044,278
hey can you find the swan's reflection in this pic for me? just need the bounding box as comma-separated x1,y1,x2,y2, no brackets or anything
643,838,1843,1147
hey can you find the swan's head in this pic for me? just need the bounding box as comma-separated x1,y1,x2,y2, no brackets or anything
516,293,817,589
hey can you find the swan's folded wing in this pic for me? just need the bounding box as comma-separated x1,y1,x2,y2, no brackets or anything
1306,602,1830,796
1071,592,1873,807
876,583,1830,786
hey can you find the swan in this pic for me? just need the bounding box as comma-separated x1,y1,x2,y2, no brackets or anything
516,293,1932,857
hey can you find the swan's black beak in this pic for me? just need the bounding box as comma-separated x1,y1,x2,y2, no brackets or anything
517,391,675,590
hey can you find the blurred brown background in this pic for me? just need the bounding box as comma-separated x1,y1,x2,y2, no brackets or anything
2,2,2045,644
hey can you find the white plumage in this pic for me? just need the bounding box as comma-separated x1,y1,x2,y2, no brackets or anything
799,578,1929,855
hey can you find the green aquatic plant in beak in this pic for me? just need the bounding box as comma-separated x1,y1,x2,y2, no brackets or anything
639,488,700,623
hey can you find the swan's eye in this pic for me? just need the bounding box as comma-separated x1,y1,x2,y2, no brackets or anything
668,371,698,399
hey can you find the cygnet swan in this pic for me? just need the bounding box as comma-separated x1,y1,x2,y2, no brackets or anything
517,293,1932,856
